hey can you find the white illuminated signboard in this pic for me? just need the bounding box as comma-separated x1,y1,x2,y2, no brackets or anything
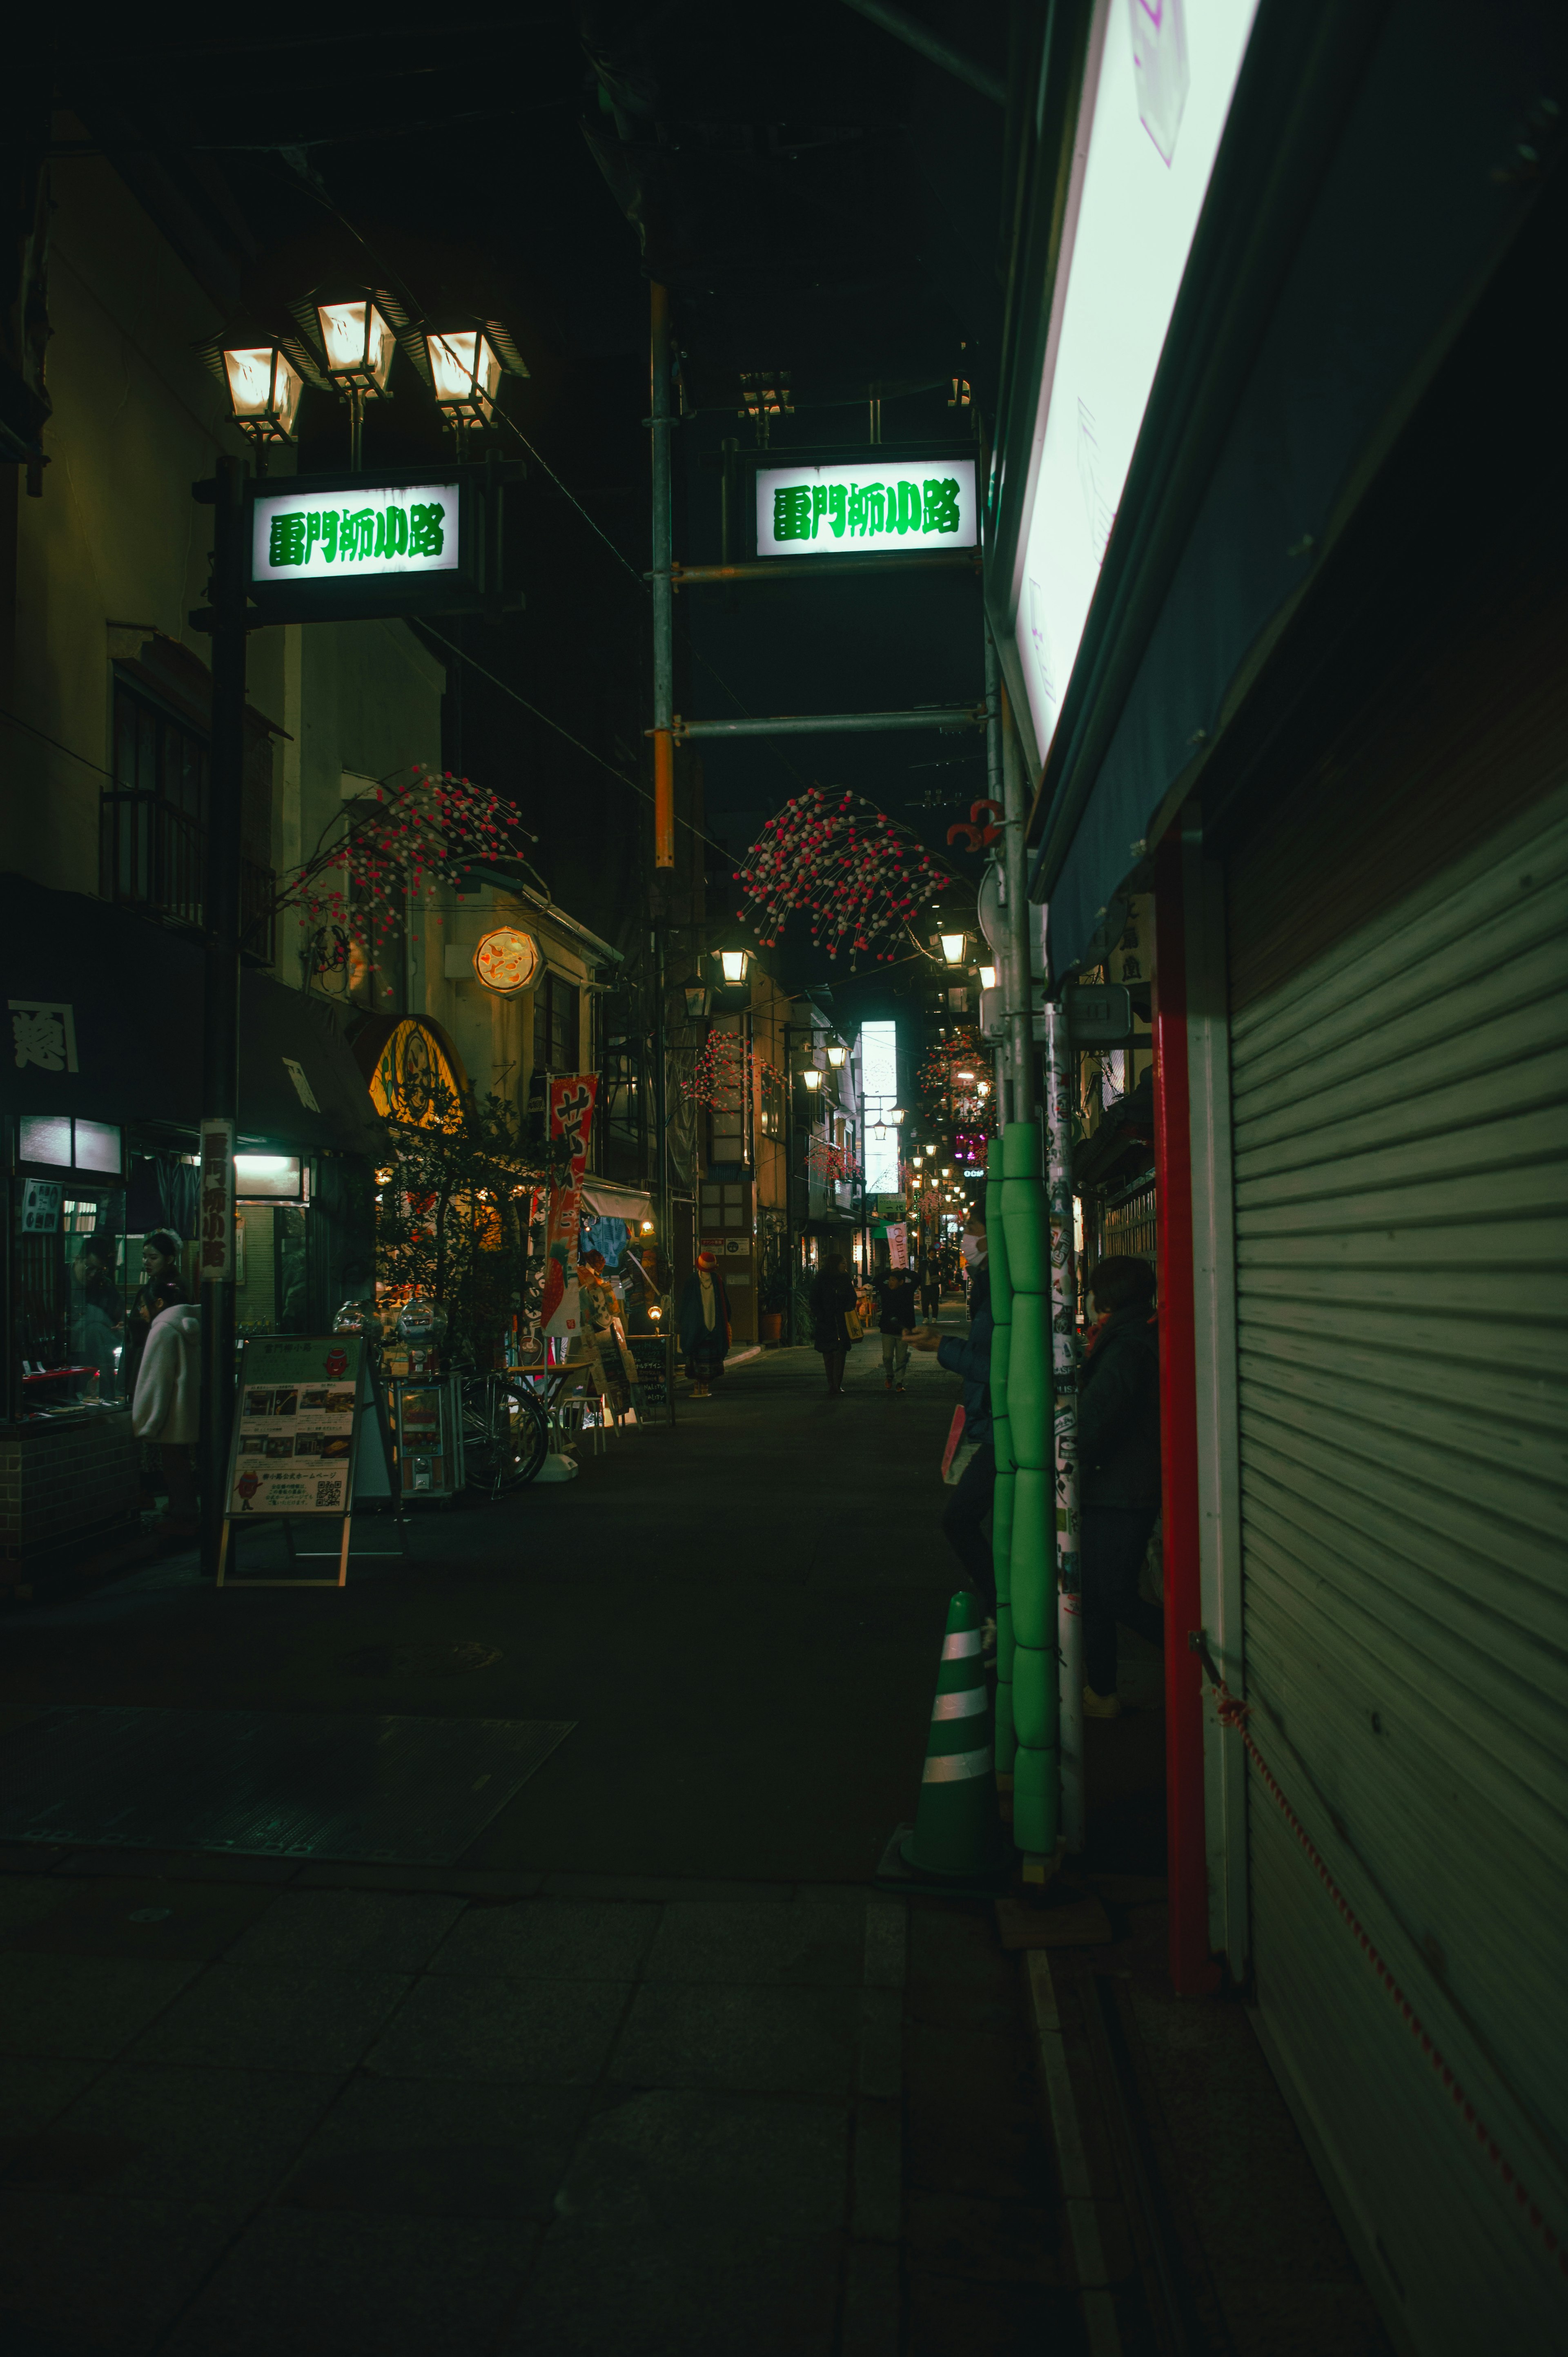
756,458,977,557
860,1021,900,1194
1015,0,1259,763
250,480,462,585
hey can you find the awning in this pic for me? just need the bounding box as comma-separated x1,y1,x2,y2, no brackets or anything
0,875,381,1153
580,1178,653,1224
1012,5,1563,977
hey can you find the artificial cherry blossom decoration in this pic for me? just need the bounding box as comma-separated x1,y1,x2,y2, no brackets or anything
679,1029,788,1110
733,786,952,963
266,764,519,968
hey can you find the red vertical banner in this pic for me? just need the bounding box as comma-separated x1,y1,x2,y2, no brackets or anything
539,1075,598,1338
1152,835,1218,1998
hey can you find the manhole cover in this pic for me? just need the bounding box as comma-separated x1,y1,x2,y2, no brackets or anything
336,1641,503,1679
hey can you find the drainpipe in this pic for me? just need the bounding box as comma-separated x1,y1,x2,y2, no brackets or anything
1152,833,1216,1993
650,283,675,872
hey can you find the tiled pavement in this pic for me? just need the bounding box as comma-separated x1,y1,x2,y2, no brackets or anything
0,1862,1080,2357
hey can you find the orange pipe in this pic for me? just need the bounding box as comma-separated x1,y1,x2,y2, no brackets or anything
654,728,675,869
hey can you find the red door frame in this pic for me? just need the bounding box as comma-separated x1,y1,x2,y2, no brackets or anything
1152,834,1218,1997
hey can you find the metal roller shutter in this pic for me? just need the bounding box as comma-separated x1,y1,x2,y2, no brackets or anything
1227,779,1568,2353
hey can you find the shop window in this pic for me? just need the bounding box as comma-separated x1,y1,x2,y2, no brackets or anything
11,1180,129,1416
532,970,580,1073
102,678,276,959
18,1116,123,1177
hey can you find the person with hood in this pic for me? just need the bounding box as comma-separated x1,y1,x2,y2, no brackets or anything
131,1295,203,1535
913,1209,996,1637
1078,1254,1163,1717
808,1251,860,1396
677,1250,731,1399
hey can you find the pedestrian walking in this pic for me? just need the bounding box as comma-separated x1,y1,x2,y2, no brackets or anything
677,1250,731,1398
912,1211,995,1648
917,1250,940,1321
131,1296,202,1536
878,1266,917,1391
808,1251,860,1396
1077,1255,1163,1718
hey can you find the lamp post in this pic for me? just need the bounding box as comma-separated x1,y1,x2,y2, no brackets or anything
194,454,249,1576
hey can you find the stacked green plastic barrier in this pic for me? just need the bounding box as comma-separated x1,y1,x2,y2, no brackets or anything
1002,1120,1059,1858
984,1137,1015,1780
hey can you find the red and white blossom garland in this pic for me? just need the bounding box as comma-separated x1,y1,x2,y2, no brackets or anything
733,787,952,963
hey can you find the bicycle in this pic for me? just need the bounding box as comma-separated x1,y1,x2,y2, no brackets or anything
459,1369,551,1498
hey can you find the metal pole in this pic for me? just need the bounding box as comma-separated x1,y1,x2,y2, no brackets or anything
653,923,674,1421
674,705,985,740
668,550,980,586
984,629,1009,1126
650,284,675,870
999,683,1036,1122
784,1022,796,1345
1044,1001,1085,1855
197,454,247,1576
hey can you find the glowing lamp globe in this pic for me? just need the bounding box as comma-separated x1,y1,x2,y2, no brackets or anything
428,327,503,428
223,343,303,445
316,296,396,396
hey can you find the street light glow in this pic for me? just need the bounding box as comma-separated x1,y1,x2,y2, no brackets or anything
316,297,396,395
222,344,303,444
427,327,503,428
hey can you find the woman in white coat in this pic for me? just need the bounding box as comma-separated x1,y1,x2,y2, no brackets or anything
131,1299,203,1533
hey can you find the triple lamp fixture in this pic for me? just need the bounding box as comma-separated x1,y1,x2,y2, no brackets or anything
212,288,528,468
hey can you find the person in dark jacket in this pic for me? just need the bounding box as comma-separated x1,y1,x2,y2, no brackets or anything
916,1252,940,1320
877,1266,917,1392
677,1251,731,1398
1078,1254,1163,1716
914,1212,996,1624
808,1252,860,1395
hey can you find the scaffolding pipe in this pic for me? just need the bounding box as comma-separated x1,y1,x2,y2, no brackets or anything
1044,1001,1085,1854
650,283,675,870
672,705,985,741
999,684,1036,1122
984,628,1008,1123
666,551,980,586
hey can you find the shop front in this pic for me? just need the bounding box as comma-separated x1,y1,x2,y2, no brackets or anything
2,877,381,1572
987,5,1568,2344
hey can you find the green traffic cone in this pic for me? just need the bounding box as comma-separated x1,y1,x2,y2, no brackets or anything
895,1590,1006,1883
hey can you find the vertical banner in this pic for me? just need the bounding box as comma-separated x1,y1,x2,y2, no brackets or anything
885,1221,909,1269
540,1075,598,1340
198,1119,235,1283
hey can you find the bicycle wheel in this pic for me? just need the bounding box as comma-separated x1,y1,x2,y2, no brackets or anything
499,1375,551,1488
461,1376,504,1496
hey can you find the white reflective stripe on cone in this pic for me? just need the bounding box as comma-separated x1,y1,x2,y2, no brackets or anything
942,1630,983,1659
922,1746,993,1783
932,1688,987,1721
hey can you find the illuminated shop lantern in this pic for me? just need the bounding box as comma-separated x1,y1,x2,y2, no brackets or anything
473,927,541,995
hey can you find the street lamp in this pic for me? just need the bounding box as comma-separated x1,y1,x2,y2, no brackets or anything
717,945,752,987
940,931,967,966
222,342,305,447
408,316,530,433
680,973,711,1020
826,1039,846,1068
978,963,996,990
306,286,403,465
891,1108,906,1124
800,1066,822,1092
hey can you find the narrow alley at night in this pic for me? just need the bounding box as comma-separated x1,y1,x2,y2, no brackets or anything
0,6,1564,2354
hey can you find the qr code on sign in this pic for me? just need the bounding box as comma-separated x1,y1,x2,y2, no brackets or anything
315,1479,339,1508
